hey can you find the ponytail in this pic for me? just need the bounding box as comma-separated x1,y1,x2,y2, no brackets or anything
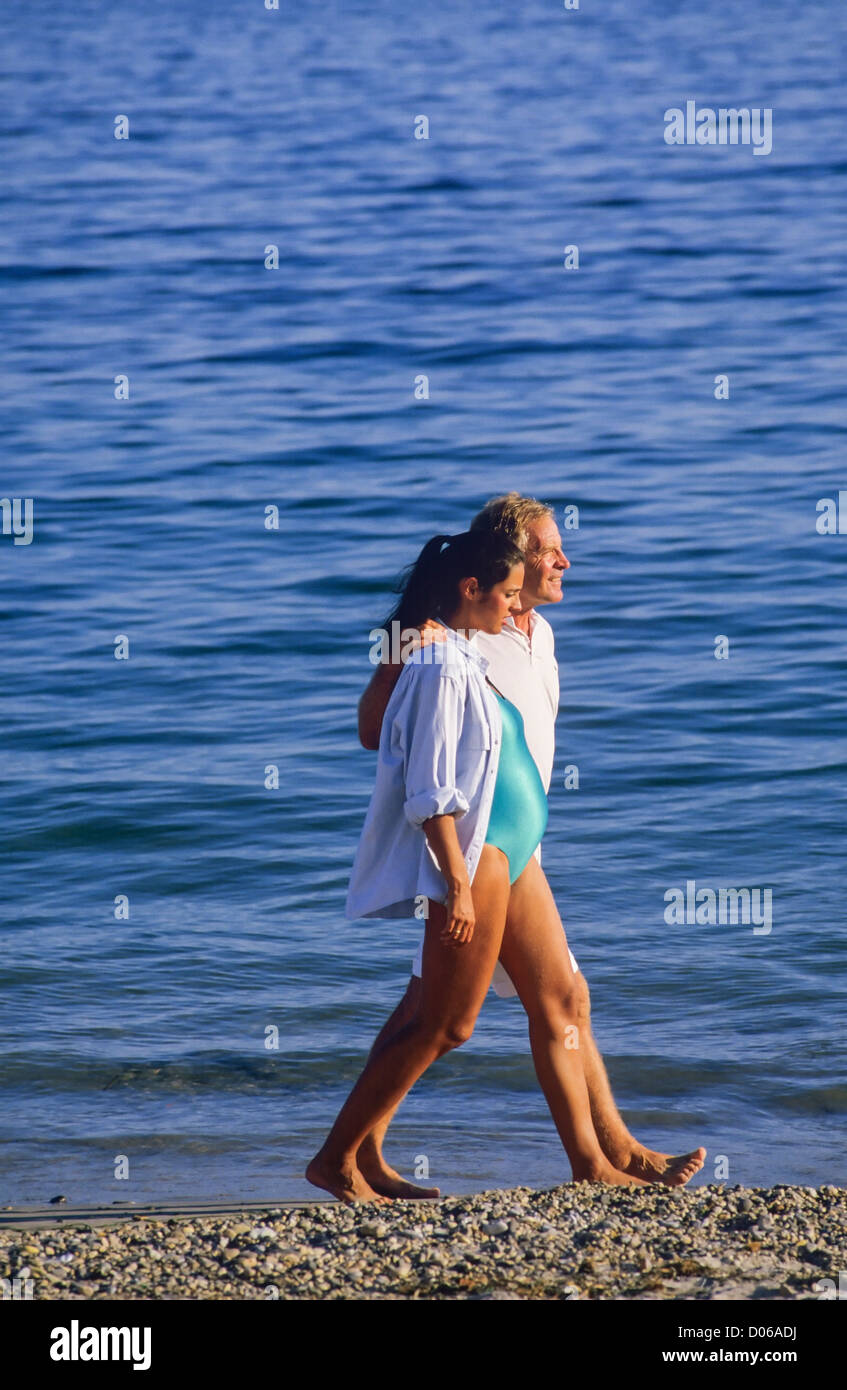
383,529,524,631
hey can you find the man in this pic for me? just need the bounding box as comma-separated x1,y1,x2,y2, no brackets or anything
352,493,705,1197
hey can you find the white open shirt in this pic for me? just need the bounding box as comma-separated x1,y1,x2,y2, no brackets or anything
345,627,502,920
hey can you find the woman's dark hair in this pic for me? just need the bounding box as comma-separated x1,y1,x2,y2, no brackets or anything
383,529,525,631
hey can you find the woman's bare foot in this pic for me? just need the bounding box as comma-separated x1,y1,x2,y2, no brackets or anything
624,1145,707,1187
358,1155,440,1200
573,1159,651,1188
306,1153,392,1205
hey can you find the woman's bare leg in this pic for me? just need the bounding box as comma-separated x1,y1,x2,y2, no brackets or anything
352,977,441,1198
306,846,510,1203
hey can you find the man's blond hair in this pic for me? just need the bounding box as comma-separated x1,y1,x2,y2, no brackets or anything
469,492,555,554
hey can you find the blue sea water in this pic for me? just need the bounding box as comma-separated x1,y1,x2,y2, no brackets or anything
2,0,846,1208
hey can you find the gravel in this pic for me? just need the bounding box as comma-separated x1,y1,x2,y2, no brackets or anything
2,1183,844,1301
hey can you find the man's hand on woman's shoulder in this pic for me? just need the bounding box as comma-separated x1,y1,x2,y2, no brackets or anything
403,618,449,662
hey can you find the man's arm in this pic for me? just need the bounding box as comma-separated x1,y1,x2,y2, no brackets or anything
357,620,447,750
358,661,404,750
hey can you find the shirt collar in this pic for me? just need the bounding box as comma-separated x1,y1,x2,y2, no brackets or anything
502,610,536,645
440,624,490,673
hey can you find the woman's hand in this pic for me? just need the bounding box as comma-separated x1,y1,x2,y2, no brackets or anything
442,879,475,947
421,810,474,948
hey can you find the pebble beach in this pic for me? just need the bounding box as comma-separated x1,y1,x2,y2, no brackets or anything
4,1183,844,1301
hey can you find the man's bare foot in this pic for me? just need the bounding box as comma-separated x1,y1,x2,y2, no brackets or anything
306,1153,392,1205
623,1145,707,1187
358,1155,440,1200
573,1159,651,1188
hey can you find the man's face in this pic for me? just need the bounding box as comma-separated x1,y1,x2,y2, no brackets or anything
521,518,569,607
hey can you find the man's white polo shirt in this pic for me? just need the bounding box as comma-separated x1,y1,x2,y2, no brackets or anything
474,608,558,794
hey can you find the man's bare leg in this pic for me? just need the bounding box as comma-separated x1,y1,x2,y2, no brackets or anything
572,972,702,1183
502,860,706,1187
489,859,649,1187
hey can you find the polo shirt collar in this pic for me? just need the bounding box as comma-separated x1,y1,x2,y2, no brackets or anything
502,610,536,644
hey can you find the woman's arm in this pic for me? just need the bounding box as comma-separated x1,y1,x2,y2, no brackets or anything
421,814,475,946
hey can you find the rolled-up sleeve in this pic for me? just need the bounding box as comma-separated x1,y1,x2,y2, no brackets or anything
396,664,470,828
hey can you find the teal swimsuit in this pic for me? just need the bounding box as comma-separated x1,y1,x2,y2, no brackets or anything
484,688,548,883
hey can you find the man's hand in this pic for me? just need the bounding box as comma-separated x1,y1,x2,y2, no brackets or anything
410,618,448,651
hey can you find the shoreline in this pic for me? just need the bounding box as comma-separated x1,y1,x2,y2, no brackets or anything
0,1197,328,1234
2,1182,844,1300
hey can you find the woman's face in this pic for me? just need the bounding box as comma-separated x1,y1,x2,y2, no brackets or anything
468,563,525,633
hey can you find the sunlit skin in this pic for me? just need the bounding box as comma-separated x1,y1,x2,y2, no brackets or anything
391,519,569,656
432,562,524,948
306,557,692,1203
511,517,569,629
448,561,525,640
323,519,707,1202
306,566,535,1205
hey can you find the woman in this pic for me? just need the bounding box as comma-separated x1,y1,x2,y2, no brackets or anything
307,530,647,1202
